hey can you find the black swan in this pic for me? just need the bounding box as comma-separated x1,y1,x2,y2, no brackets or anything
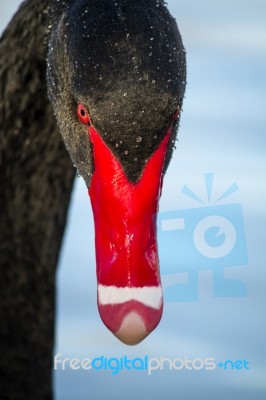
0,0,186,397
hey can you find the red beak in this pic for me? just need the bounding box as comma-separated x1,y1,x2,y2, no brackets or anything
88,126,171,345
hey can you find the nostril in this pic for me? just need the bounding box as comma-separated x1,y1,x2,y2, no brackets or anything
109,242,118,264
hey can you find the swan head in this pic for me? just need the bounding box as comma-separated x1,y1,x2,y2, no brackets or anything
47,0,186,345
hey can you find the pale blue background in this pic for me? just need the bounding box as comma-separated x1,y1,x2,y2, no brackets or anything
1,1,266,399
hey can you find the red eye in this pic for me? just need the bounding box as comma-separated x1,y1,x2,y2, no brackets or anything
172,107,180,122
77,104,91,125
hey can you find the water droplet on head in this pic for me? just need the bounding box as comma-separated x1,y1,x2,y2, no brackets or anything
136,136,142,143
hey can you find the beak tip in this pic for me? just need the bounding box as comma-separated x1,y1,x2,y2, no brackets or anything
114,311,149,345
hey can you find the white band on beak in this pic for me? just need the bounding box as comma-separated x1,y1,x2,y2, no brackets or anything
98,285,163,309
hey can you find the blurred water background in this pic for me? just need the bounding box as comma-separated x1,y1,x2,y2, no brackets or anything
1,1,266,399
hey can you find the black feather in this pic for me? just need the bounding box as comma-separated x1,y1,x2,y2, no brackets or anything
48,0,186,184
